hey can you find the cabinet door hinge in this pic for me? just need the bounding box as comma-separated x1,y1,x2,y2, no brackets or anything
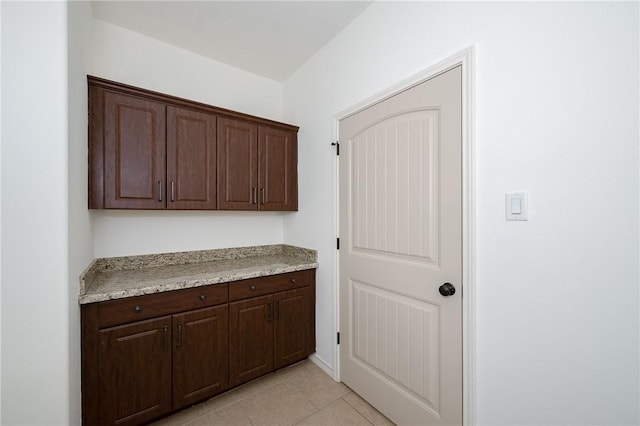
337,332,340,345
336,238,340,250
331,141,340,155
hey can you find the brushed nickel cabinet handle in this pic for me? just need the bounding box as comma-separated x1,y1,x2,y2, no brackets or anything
250,285,256,291
252,187,257,204
158,181,163,202
176,324,182,348
267,303,273,322
199,294,206,301
260,188,265,205
170,181,175,202
134,305,142,313
290,278,296,284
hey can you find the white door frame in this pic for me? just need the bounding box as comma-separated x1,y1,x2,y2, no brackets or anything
332,46,476,425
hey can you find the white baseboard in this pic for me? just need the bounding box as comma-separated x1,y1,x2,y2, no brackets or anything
308,353,337,381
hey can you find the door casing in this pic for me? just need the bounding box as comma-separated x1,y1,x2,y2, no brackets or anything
332,46,476,425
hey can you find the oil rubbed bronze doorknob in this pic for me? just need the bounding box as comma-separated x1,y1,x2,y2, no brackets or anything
439,283,456,297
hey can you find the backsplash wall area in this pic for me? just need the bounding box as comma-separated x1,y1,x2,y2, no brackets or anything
90,18,288,259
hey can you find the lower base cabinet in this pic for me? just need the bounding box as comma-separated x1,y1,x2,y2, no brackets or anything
229,287,312,387
81,270,315,426
96,306,228,426
229,294,274,386
173,305,228,410
229,274,315,387
274,287,311,369
98,316,173,426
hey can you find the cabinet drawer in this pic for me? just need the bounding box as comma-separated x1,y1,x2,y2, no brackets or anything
98,284,228,329
229,270,314,302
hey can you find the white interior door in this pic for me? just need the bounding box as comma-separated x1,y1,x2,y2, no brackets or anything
339,66,462,425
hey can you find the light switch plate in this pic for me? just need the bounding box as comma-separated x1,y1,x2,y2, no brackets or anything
506,192,528,221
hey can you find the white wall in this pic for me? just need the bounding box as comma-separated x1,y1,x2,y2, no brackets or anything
1,3,636,424
1,2,71,424
68,2,94,424
283,2,639,425
91,19,289,258
93,210,287,258
0,2,3,422
0,8,289,423
92,18,284,122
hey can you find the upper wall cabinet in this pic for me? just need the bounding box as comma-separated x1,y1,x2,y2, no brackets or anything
217,118,297,211
167,107,217,210
94,90,167,209
88,76,298,211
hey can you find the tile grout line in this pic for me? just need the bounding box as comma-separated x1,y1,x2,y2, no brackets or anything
292,395,375,426
341,395,376,426
159,361,388,426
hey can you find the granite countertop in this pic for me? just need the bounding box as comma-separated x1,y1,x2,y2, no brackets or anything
79,244,318,304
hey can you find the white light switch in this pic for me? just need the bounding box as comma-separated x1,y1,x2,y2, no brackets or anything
506,192,528,221
511,197,522,214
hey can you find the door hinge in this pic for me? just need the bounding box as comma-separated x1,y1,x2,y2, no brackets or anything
331,141,340,155
337,332,340,345
336,238,340,250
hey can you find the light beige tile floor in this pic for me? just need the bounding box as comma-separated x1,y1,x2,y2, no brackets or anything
151,360,395,426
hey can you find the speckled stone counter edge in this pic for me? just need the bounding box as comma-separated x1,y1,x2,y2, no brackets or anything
79,244,317,301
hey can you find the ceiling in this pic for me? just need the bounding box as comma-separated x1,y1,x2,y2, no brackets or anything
92,1,373,82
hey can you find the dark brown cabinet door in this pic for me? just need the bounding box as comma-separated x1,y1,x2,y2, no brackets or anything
103,91,166,209
98,316,172,426
217,117,258,210
173,305,228,410
82,271,315,424
90,77,299,211
167,107,217,210
258,126,298,211
274,287,311,369
229,294,274,386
